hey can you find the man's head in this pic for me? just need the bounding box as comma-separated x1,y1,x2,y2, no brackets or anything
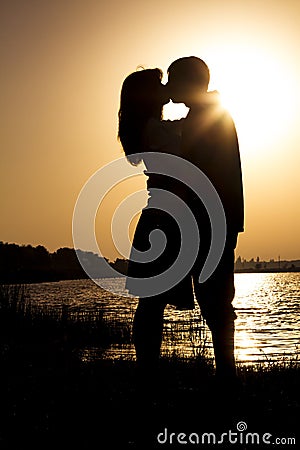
167,56,210,106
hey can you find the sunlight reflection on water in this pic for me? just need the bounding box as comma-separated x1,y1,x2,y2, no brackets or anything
27,273,300,364
233,273,300,362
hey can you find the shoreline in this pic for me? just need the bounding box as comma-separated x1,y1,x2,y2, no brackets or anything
1,269,299,285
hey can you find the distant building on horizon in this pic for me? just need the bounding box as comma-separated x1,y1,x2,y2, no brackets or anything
234,255,300,272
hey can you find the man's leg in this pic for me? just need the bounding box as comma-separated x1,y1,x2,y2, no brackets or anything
194,240,237,380
207,311,237,379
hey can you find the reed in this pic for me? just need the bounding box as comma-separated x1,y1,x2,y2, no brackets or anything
1,283,298,371
0,284,132,353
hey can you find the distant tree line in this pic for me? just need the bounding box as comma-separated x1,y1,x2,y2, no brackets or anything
1,241,299,284
0,242,128,284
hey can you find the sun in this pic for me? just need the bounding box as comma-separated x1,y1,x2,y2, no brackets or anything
163,46,296,155
208,46,297,153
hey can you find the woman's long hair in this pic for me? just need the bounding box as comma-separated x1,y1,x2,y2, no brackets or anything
118,68,163,165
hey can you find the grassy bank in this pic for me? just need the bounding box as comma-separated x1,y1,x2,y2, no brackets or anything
0,283,132,353
0,285,299,449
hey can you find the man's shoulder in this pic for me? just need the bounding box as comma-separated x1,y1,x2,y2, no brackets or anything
185,105,233,129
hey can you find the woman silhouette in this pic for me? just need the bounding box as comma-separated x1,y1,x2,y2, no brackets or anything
118,68,191,372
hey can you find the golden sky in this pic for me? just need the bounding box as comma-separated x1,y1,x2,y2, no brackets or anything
1,0,300,261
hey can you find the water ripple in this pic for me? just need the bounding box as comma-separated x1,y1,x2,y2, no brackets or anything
27,272,300,363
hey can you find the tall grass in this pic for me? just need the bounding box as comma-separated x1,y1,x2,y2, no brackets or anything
2,284,297,372
0,284,213,367
0,284,132,357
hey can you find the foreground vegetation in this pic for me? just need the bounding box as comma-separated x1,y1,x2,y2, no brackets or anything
0,285,299,449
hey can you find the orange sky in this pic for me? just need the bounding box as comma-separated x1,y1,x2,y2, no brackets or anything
1,0,300,261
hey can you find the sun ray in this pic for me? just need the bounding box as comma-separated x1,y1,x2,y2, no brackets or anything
207,45,297,152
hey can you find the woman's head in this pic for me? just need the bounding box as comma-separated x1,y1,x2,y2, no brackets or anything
118,68,167,164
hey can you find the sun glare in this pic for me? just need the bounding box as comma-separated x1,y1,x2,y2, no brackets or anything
163,46,296,155
207,46,297,152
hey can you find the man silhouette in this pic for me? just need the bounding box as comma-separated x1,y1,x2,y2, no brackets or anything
166,56,244,381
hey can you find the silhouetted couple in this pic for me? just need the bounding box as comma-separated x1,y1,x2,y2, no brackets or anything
118,57,244,386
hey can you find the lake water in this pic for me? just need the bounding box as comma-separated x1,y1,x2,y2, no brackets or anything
27,272,300,364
